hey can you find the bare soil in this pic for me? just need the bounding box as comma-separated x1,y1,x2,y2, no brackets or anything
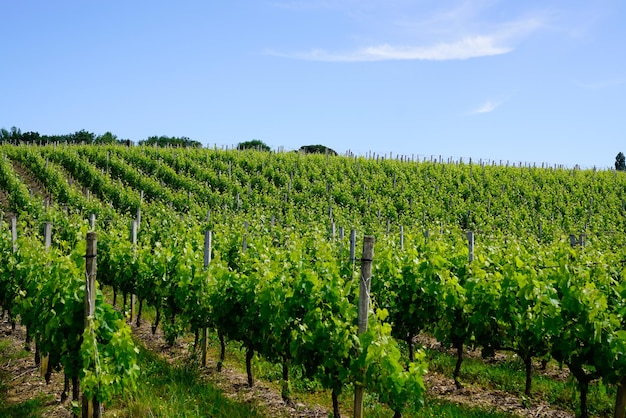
0,315,72,417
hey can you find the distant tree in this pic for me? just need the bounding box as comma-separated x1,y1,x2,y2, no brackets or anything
299,144,337,156
237,139,270,151
21,131,42,143
10,126,21,140
616,152,626,171
43,133,72,144
139,135,201,148
0,126,22,143
95,131,118,144
69,129,96,144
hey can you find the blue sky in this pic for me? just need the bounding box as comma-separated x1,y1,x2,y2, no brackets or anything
1,1,624,168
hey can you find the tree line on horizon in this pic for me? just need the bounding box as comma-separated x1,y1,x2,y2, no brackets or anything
0,126,204,148
0,126,337,155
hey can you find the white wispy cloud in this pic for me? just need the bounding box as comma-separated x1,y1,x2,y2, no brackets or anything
471,100,500,114
276,35,511,62
268,1,545,62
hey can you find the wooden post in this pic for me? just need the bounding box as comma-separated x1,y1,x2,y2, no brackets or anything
349,229,356,266
242,223,248,253
400,225,404,250
89,214,96,231
204,231,212,268
137,191,143,230
354,236,375,418
82,231,100,418
11,217,17,253
44,222,52,250
130,220,138,321
40,222,52,376
467,231,474,263
202,231,212,367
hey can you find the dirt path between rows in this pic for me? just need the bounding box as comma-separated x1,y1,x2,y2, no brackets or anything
9,160,52,203
416,335,574,417
1,308,576,418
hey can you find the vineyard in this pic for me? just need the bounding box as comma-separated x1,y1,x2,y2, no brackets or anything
2,143,626,417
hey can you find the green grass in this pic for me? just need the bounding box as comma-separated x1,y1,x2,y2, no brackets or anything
103,288,272,416
107,345,268,417
0,396,53,418
372,398,518,418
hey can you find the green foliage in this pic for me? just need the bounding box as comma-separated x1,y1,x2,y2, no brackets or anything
0,217,139,409
80,302,140,404
357,310,427,414
5,143,626,416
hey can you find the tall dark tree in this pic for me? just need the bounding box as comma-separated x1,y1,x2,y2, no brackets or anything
0,126,22,143
616,152,626,171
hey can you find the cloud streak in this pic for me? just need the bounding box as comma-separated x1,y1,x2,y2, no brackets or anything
278,35,512,62
471,100,500,114
268,2,545,62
